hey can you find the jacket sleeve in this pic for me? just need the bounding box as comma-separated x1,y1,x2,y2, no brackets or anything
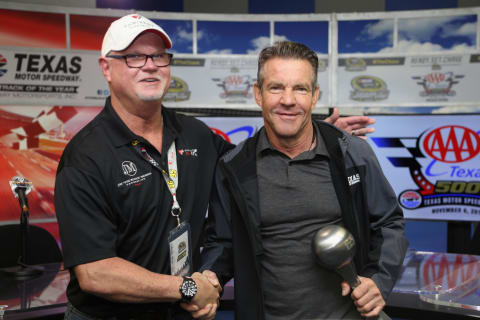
357,140,409,300
200,160,235,288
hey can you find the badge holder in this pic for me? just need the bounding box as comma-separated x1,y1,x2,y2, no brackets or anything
168,208,192,277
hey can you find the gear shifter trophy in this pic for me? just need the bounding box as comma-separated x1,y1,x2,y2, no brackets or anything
311,225,391,320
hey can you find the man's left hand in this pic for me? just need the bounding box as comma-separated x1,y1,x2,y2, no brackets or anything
341,276,385,318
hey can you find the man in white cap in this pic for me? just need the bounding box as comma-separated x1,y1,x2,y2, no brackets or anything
55,14,226,320
55,13,375,320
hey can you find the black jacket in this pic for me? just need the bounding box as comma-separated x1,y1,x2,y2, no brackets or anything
201,121,409,320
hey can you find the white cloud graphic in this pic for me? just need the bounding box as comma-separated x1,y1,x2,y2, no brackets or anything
273,35,289,42
398,15,477,47
196,28,220,45
246,35,289,55
204,49,233,54
175,27,193,43
441,22,476,42
449,42,476,51
378,40,443,53
378,39,475,53
361,16,476,47
196,28,224,53
247,36,270,54
168,26,193,52
398,16,459,42
361,19,394,40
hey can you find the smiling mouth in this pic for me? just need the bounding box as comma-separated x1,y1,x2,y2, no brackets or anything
277,112,299,119
140,78,160,83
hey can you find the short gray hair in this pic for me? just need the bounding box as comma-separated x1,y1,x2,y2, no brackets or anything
257,41,318,92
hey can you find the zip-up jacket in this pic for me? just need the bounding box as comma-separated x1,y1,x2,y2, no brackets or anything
201,120,409,320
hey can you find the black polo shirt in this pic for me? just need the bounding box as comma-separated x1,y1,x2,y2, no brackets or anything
54,97,232,317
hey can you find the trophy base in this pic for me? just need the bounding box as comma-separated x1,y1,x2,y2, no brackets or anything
0,264,45,279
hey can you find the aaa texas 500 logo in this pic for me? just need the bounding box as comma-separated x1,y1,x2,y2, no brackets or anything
372,125,480,211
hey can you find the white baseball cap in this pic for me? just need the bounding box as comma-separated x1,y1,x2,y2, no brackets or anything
101,14,172,57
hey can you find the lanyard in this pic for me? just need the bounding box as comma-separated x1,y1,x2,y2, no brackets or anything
137,141,182,226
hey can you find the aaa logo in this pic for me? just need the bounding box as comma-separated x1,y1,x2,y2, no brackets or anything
422,125,480,163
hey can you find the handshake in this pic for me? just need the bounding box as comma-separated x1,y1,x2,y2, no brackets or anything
180,270,222,320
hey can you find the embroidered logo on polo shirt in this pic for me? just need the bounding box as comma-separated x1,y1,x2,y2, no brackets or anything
122,161,137,176
178,149,198,157
118,160,152,188
348,173,360,186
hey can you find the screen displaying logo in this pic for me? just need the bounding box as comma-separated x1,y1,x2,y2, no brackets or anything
372,124,480,213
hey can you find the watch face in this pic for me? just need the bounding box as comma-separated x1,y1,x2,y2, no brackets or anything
181,278,197,300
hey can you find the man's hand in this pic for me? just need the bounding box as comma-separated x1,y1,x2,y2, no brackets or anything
202,270,223,294
180,271,221,320
341,276,386,318
324,107,376,140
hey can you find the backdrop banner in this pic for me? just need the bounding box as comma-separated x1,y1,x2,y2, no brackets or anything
0,47,329,108
0,48,108,106
337,55,479,106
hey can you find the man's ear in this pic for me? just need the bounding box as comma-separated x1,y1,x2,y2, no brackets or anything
98,57,111,82
312,85,320,106
253,82,262,107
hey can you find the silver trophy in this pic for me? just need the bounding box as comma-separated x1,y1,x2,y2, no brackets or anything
9,176,33,212
1,176,43,278
311,225,391,320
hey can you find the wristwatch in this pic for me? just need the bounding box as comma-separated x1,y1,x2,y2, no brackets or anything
179,276,198,302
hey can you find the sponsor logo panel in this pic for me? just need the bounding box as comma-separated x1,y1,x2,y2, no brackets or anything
0,49,106,104
339,57,404,72
350,75,389,101
212,67,255,103
164,76,191,102
372,122,480,219
412,70,464,102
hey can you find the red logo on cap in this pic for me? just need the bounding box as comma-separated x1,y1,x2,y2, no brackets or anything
132,15,139,19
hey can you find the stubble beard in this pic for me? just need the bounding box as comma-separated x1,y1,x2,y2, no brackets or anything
136,91,165,102
135,76,168,102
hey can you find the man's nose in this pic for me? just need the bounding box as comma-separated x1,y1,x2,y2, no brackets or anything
142,55,157,69
280,88,295,106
